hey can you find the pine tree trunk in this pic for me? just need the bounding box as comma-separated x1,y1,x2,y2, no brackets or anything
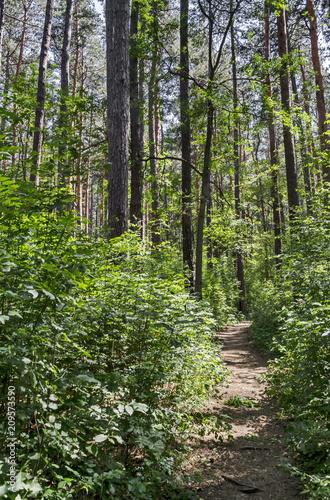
265,7,282,263
30,0,54,185
12,2,29,166
231,15,246,315
129,0,143,227
0,0,5,74
180,0,194,287
58,0,74,183
301,63,319,191
106,0,130,237
148,3,161,246
306,0,330,182
15,1,28,78
277,7,299,217
195,99,213,296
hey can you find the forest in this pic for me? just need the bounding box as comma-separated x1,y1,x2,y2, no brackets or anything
0,0,330,498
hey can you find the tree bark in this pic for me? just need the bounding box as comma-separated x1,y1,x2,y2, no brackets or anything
0,0,5,74
12,1,30,166
269,127,283,259
195,99,214,296
265,6,282,263
307,0,330,182
180,0,194,288
30,0,54,184
58,0,74,183
129,0,143,227
15,1,30,78
231,13,246,315
106,0,130,238
301,63,319,191
276,7,299,217
148,2,161,246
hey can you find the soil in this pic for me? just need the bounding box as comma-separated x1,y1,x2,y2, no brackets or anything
183,322,304,499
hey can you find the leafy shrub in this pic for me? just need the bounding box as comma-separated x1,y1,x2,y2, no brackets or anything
252,211,330,499
0,178,227,499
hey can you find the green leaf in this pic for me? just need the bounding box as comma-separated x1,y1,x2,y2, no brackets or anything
93,434,107,443
42,290,56,300
125,405,134,416
26,289,38,299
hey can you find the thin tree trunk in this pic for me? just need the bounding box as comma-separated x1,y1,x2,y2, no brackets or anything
307,0,330,182
16,1,29,78
30,0,54,184
231,13,246,315
301,63,319,191
265,7,282,263
12,1,29,166
290,71,312,210
277,7,299,217
106,0,130,237
85,170,90,234
58,0,74,183
195,99,213,296
0,0,5,74
180,0,194,287
194,0,238,296
148,3,161,245
129,0,143,227
286,17,312,211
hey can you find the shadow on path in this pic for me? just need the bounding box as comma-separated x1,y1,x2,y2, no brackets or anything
184,323,303,500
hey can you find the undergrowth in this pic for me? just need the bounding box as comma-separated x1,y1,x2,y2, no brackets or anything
249,207,330,499
0,179,231,499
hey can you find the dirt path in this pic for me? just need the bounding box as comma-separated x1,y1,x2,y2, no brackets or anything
184,322,302,499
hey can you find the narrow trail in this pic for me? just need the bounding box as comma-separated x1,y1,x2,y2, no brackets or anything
185,322,302,499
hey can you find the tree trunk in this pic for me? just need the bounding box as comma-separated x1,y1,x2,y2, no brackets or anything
148,3,161,246
16,1,29,78
106,0,130,238
30,0,54,184
195,99,213,296
194,0,236,297
0,0,5,74
231,14,246,315
285,16,312,211
307,0,330,182
276,7,299,217
58,0,74,183
129,0,143,227
301,63,319,191
180,0,194,287
29,0,54,184
265,7,282,262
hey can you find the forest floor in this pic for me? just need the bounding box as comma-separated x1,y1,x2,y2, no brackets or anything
183,322,304,499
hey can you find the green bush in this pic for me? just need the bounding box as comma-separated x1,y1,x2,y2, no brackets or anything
0,178,227,499
251,211,330,499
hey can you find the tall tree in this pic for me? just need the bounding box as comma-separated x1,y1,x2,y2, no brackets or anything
195,0,239,297
30,0,55,184
129,0,143,227
265,5,282,261
306,0,330,183
180,0,194,287
106,0,130,237
58,0,74,183
148,1,161,245
276,6,299,217
231,7,246,315
0,0,5,74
